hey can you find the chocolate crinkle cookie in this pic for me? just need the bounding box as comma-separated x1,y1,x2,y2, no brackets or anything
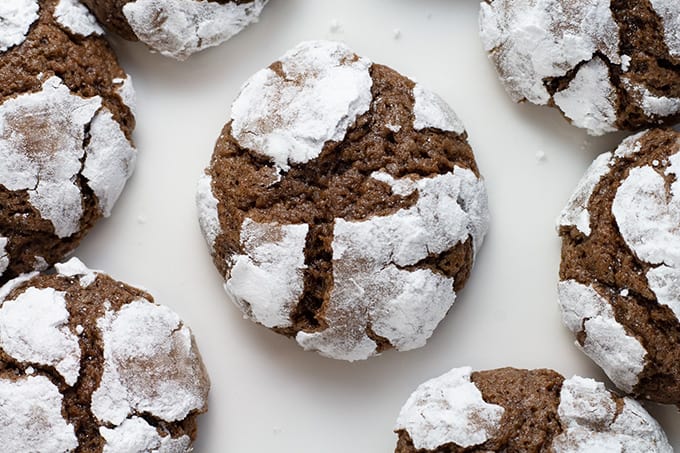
81,0,269,60
558,128,680,404
0,258,210,452
394,367,671,452
480,0,680,135
197,40,489,361
0,0,136,283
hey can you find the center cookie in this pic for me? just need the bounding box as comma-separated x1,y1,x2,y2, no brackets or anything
198,41,490,361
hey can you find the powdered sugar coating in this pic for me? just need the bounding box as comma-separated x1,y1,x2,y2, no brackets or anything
0,0,39,52
101,416,191,453
82,110,137,217
626,79,680,117
55,257,98,288
226,219,308,329
296,168,488,361
557,280,646,392
54,0,104,37
122,0,268,60
196,173,221,253
650,0,680,57
230,40,373,172
0,76,101,238
0,287,81,385
412,84,465,134
0,376,78,452
113,76,137,117
479,0,619,105
395,367,504,450
91,299,208,426
0,237,8,275
553,58,618,136
553,376,671,452
558,152,612,235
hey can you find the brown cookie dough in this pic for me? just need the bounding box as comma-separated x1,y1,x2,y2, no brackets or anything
81,0,269,60
394,367,671,452
0,0,136,283
0,258,210,452
197,40,489,361
480,0,680,135
558,128,680,404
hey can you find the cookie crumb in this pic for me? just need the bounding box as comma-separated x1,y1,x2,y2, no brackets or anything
535,150,546,162
329,19,342,34
393,28,402,40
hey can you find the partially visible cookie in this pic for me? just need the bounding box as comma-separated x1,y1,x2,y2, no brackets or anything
198,40,489,361
0,0,136,283
479,0,680,135
558,128,680,404
0,258,210,452
395,367,671,452
82,0,269,60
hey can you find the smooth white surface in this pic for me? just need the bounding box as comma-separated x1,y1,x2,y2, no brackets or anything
74,0,680,451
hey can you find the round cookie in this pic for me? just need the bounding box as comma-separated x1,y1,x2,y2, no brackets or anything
81,0,269,60
0,0,136,283
558,128,680,404
0,258,210,452
197,40,489,361
479,0,680,135
395,367,671,452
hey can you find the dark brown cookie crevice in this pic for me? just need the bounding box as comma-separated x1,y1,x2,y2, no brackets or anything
559,129,680,403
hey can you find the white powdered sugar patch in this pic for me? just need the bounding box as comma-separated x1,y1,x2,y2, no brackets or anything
557,280,646,392
395,367,504,450
91,299,208,426
412,84,465,134
0,376,78,452
54,0,104,37
196,173,221,253
558,151,612,235
649,0,680,58
101,416,191,453
231,40,373,172
0,76,101,238
0,0,39,52
226,219,308,329
613,147,680,321
479,0,619,105
296,168,489,361
113,76,137,118
552,376,671,452
0,237,8,276
83,109,137,217
55,257,99,288
625,79,680,118
0,287,81,385
553,58,618,136
123,0,268,60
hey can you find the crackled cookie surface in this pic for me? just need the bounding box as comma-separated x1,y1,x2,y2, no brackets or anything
0,258,210,452
0,0,136,283
394,367,671,452
82,0,268,60
198,40,489,361
479,0,680,135
558,128,680,404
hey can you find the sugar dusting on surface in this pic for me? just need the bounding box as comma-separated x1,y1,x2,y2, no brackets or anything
100,416,191,453
226,219,308,329
91,299,209,425
0,0,39,52
412,84,465,134
0,376,78,452
395,367,504,450
54,0,104,37
230,40,373,172
123,0,268,60
196,173,221,253
553,376,672,452
557,280,646,393
296,168,489,361
0,237,8,276
649,0,680,57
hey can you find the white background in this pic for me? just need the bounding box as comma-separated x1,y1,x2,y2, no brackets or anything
76,0,680,451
